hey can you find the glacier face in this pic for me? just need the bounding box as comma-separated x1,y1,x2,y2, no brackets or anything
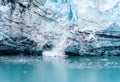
0,0,120,56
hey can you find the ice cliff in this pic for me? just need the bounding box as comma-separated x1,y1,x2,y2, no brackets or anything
0,0,120,56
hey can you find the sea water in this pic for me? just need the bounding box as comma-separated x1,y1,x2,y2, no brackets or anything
0,56,120,82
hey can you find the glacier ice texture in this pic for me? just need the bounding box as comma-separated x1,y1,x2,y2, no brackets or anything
0,0,120,56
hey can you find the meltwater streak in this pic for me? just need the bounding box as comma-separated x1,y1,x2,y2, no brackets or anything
43,23,70,57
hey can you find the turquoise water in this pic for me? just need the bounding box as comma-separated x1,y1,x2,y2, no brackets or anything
0,56,120,82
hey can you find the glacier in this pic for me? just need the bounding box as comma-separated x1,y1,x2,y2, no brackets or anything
0,0,120,56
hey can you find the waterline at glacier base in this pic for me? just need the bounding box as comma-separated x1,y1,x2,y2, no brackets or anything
0,0,120,82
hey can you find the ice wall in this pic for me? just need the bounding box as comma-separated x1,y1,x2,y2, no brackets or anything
0,0,120,56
